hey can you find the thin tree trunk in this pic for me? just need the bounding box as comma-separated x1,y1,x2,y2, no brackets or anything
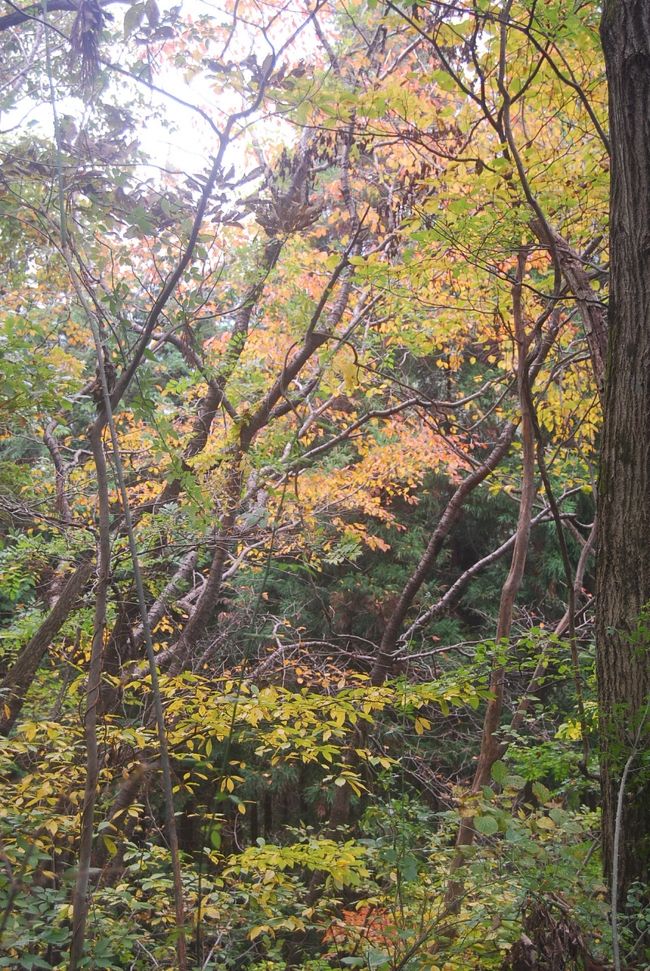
164,258,347,677
327,265,564,833
0,555,94,735
370,294,563,687
132,550,197,648
43,421,73,525
166,467,243,676
93,761,156,870
508,520,596,739
70,421,111,970
597,0,650,904
65,272,190,969
369,423,517,686
451,248,536,873
530,221,607,398
142,236,283,518
401,494,582,643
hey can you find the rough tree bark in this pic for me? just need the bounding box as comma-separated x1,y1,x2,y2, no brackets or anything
597,0,650,905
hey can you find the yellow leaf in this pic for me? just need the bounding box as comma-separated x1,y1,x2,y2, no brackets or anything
536,816,556,830
340,358,358,393
102,835,118,857
414,716,431,735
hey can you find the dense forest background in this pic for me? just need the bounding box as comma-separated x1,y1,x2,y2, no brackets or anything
0,0,648,968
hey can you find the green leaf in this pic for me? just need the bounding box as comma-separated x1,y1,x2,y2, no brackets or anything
123,2,146,37
532,781,551,804
430,68,456,92
474,814,499,836
367,948,390,970
398,853,419,882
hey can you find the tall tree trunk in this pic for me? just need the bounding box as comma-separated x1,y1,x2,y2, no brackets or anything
597,0,650,906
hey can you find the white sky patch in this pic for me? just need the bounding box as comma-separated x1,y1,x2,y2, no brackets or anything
1,0,319,203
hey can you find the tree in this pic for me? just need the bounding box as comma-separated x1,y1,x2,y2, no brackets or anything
597,0,650,913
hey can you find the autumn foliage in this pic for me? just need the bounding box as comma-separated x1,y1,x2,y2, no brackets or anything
0,0,641,968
